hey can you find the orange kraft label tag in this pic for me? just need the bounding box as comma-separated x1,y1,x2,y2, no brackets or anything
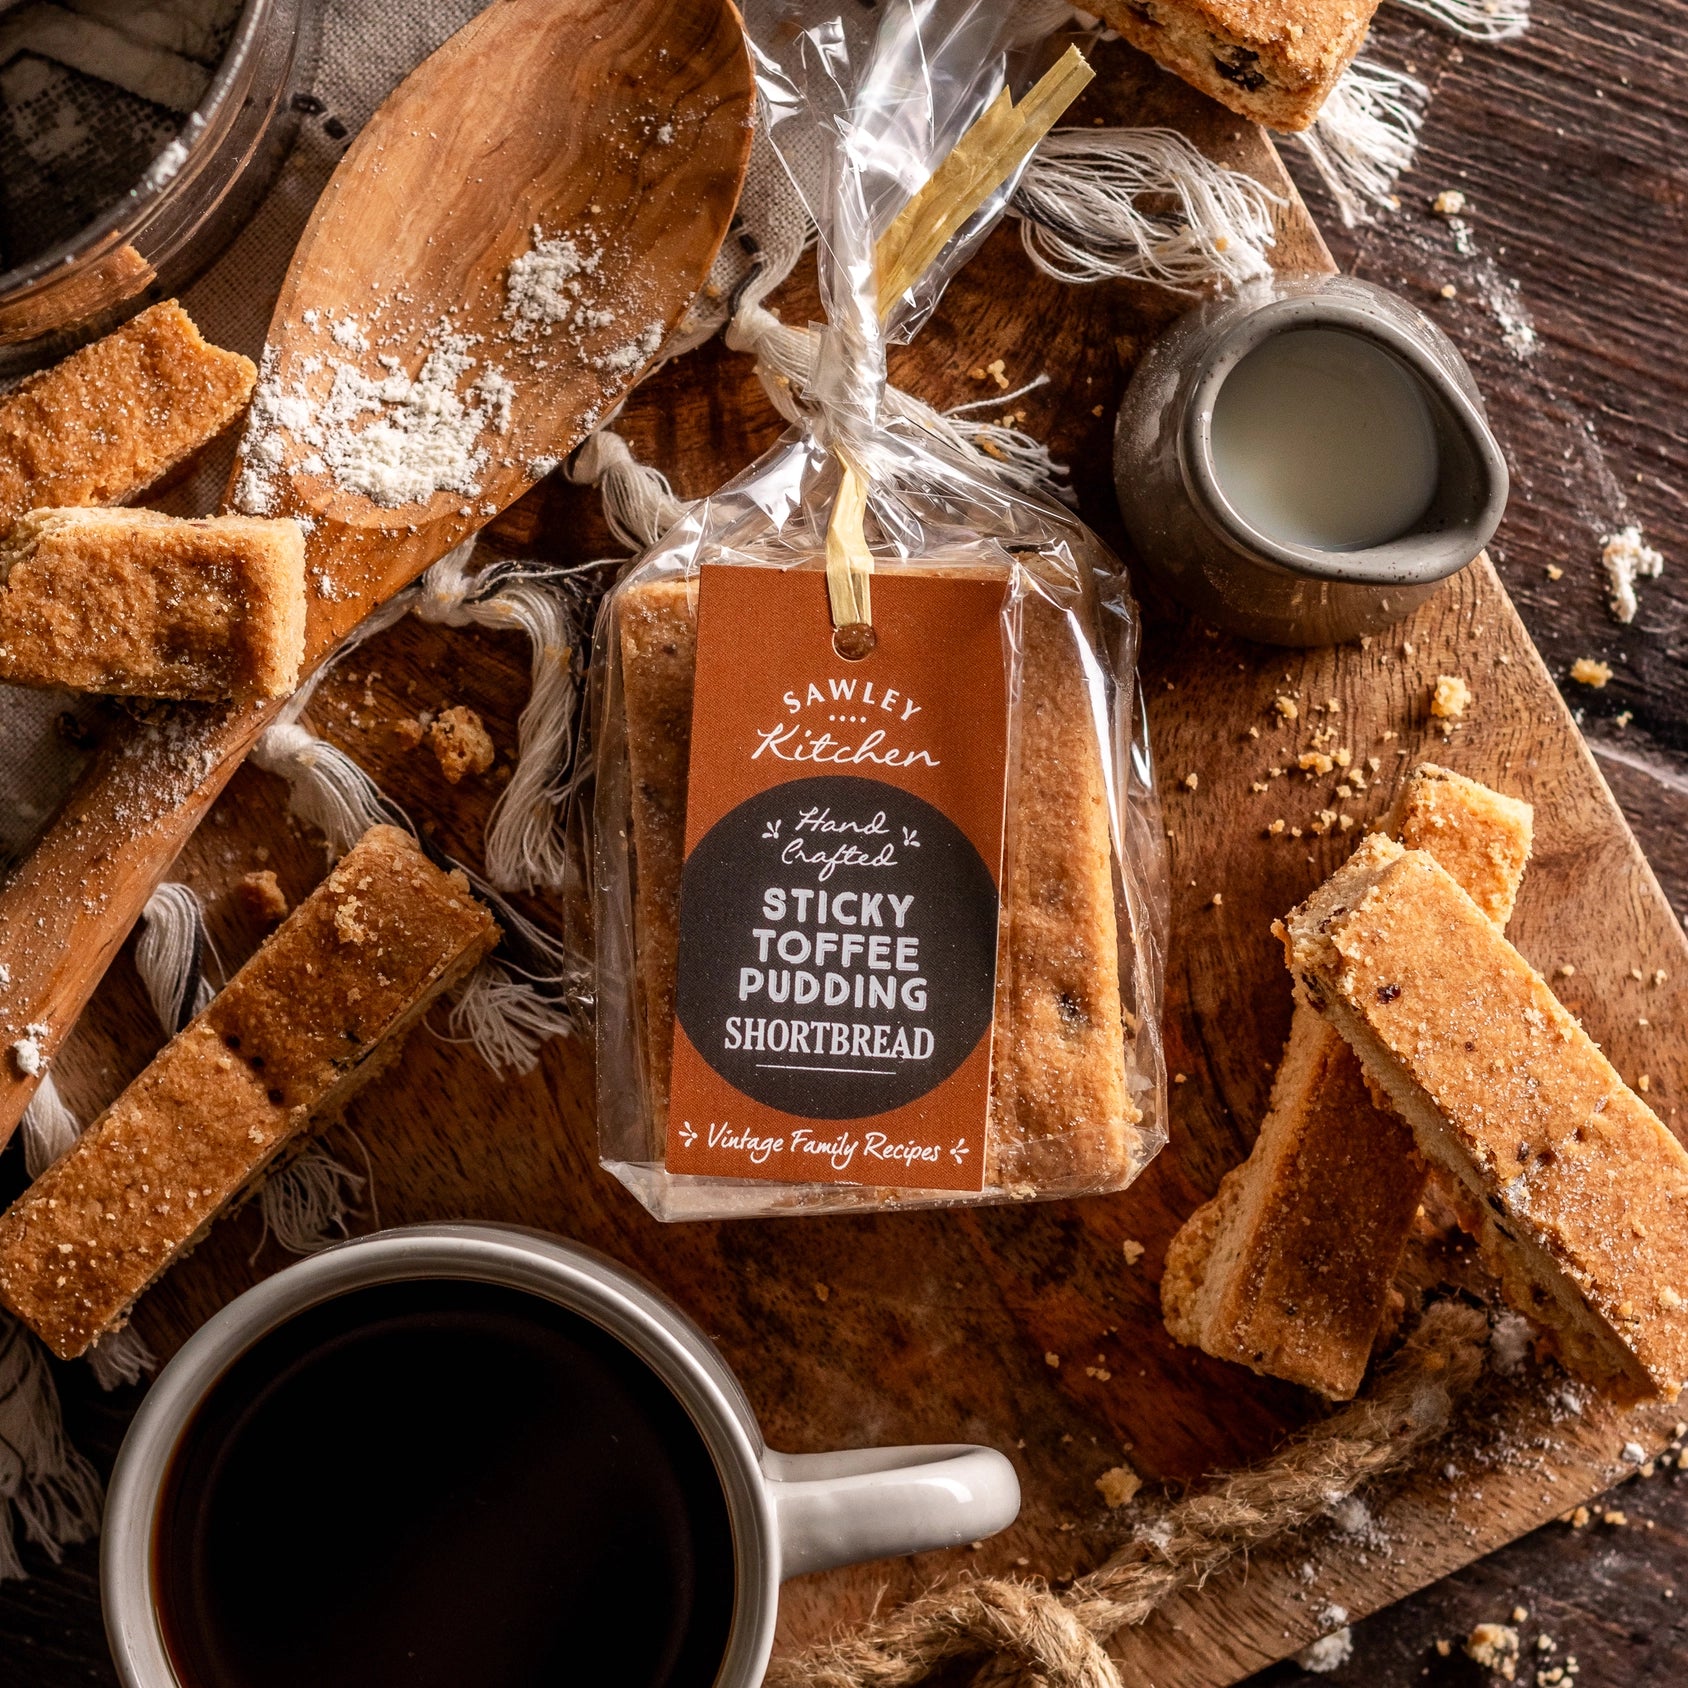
664,563,1011,1191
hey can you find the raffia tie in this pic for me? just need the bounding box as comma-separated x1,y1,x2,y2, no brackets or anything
768,1302,1488,1688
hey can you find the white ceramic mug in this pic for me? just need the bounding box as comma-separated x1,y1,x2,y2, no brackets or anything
103,1223,1020,1688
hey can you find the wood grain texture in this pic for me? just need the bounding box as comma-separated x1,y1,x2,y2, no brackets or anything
0,0,752,1146
7,9,1688,1688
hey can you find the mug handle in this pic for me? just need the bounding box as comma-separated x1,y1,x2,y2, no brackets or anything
764,1443,1020,1579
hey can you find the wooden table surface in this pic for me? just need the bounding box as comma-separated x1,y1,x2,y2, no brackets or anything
4,0,1688,1684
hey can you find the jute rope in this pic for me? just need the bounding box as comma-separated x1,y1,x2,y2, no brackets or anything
769,1301,1489,1688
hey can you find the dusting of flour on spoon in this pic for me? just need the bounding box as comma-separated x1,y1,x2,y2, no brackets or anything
231,222,666,531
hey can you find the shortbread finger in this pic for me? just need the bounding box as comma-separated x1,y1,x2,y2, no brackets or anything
1283,836,1688,1402
0,826,498,1359
1162,765,1533,1398
0,301,255,526
0,508,306,700
1086,0,1380,132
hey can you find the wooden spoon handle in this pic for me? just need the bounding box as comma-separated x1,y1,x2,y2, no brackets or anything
0,703,263,1141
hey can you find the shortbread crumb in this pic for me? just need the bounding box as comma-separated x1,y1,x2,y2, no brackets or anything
429,705,495,783
238,870,289,926
1431,674,1471,719
1467,1623,1520,1677
1095,1464,1142,1508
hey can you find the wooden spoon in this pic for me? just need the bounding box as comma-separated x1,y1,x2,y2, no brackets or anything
0,0,753,1137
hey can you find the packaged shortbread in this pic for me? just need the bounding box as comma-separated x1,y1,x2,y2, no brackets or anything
590,3,1168,1220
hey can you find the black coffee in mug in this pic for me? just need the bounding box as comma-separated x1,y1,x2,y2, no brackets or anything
153,1278,736,1688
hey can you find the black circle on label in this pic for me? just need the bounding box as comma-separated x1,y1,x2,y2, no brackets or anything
675,775,999,1120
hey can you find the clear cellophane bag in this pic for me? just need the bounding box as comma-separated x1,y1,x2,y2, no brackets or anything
589,0,1168,1220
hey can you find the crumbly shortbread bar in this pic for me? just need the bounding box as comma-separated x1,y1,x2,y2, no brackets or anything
1162,765,1533,1398
1283,835,1688,1401
1087,0,1380,132
0,301,255,525
615,573,1144,1192
0,508,306,700
0,826,498,1359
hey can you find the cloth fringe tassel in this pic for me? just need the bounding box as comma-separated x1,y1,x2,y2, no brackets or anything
767,1303,1489,1688
134,879,216,1034
1296,56,1430,227
564,427,687,551
1388,0,1529,41
415,548,589,895
1011,127,1280,291
251,564,582,1077
0,1320,103,1584
251,1148,368,1259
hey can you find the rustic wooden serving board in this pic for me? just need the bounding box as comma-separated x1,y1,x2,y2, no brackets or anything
47,39,1688,1687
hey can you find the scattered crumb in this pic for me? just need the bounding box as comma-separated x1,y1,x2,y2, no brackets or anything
428,705,496,782
1556,962,1576,978
814,1282,830,1303
1433,188,1467,215
1298,750,1334,775
1546,564,1564,580
1095,1464,1141,1508
1121,1239,1145,1265
1569,658,1612,688
1183,772,1199,791
393,717,427,751
1297,1606,1353,1674
1045,1351,1061,1368
1431,674,1471,719
1601,524,1664,624
1273,696,1298,720
1511,1606,1529,1624
1568,1505,1590,1527
1440,282,1458,300
1602,1508,1628,1526
1466,1622,1520,1679
238,869,289,926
